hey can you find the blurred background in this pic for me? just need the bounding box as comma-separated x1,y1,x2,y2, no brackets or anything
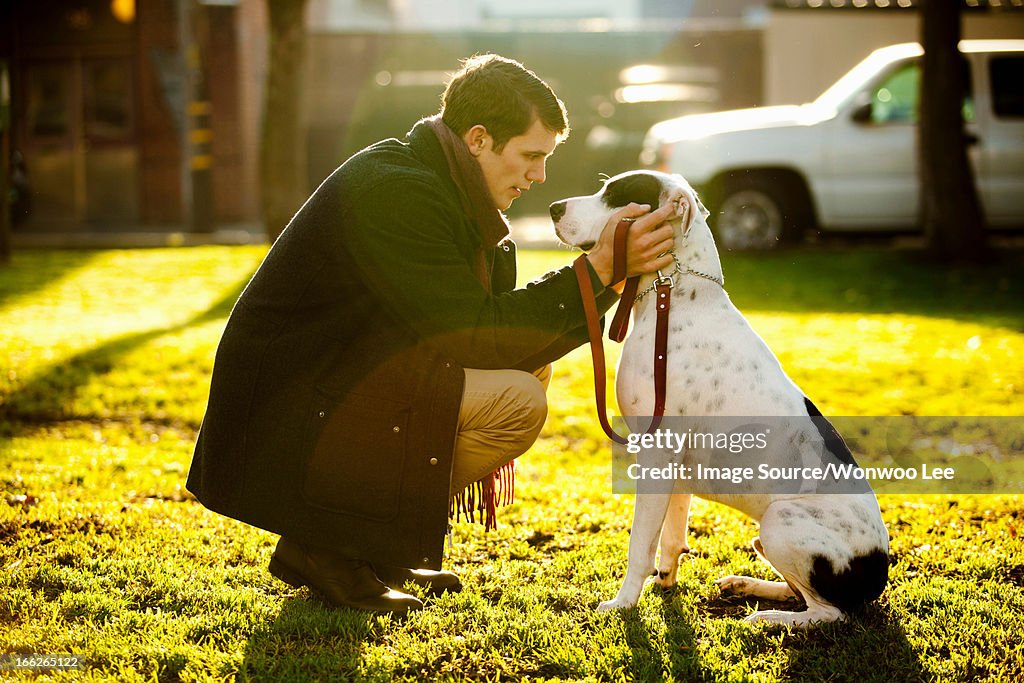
0,0,1020,243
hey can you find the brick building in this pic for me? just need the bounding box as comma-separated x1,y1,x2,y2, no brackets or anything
0,0,260,234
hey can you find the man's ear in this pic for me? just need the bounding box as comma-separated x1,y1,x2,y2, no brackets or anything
463,125,491,156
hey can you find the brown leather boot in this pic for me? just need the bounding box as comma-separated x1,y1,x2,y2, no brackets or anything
269,537,422,615
371,564,462,596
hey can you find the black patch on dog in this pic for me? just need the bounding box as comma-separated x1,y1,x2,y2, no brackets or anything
603,173,663,210
804,396,857,466
809,549,889,613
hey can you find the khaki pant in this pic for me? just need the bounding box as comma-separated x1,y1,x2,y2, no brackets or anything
449,364,551,495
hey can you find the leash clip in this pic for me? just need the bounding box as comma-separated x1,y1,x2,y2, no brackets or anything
654,249,675,289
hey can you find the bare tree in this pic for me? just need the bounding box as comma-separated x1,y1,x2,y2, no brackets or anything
260,0,309,242
918,0,988,263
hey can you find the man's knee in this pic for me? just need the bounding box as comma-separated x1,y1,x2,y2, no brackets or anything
503,370,548,444
459,367,549,446
521,374,548,439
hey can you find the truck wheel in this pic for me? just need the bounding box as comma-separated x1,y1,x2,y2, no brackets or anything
714,178,799,251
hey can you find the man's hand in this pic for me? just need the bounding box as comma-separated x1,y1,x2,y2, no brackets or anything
586,202,676,287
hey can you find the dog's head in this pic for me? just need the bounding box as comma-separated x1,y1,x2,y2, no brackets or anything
549,170,708,250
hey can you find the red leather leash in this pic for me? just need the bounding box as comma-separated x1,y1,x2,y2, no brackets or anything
573,218,672,445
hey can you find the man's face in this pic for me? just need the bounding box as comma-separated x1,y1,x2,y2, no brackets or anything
467,118,559,210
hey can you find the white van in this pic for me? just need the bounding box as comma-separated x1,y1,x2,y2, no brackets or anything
642,40,1024,249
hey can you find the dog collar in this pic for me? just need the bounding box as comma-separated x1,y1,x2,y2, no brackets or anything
634,252,724,303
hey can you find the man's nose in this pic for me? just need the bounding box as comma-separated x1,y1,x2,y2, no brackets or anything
528,160,547,184
549,201,566,222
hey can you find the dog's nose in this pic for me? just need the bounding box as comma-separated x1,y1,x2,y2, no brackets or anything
549,201,566,222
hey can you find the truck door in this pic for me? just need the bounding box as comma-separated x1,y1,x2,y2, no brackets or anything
977,54,1024,228
824,61,920,229
826,58,981,231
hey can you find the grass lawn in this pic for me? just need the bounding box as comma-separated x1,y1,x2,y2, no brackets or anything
1,245,1023,682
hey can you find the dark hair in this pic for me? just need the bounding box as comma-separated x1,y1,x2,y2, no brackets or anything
441,54,569,152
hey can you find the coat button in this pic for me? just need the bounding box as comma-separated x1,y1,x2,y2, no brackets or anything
393,425,401,433
558,303,566,310
429,457,438,465
318,411,325,418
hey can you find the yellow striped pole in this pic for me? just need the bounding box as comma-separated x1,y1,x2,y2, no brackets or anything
186,3,213,232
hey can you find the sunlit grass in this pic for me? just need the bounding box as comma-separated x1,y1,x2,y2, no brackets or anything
1,245,1022,681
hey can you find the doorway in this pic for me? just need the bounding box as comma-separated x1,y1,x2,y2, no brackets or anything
22,55,138,229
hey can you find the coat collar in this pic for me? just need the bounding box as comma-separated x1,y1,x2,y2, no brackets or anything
406,120,463,201
407,119,513,255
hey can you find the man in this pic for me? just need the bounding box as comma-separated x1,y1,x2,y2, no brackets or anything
186,54,675,615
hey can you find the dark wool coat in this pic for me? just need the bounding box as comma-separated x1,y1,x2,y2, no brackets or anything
186,122,617,569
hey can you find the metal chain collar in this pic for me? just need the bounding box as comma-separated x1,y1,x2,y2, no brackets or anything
634,252,724,303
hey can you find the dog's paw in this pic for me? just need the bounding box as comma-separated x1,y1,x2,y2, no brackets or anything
744,606,846,627
742,610,787,626
741,609,830,627
716,575,752,596
597,598,635,612
652,570,677,590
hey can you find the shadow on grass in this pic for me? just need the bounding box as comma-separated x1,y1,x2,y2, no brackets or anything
781,607,926,682
705,593,926,682
0,250,101,311
652,589,702,680
606,588,926,681
720,248,1024,328
617,599,699,681
0,271,250,441
237,597,385,682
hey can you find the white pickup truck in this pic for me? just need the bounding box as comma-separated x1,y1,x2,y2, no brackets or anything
641,40,1024,249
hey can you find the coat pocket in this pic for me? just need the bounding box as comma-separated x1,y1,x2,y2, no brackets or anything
302,391,410,522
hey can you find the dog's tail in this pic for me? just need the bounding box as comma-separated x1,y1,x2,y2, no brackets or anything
804,396,858,467
809,549,889,613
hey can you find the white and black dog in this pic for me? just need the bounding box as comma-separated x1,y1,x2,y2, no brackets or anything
550,170,889,627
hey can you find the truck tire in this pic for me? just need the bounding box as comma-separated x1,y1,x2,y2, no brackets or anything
712,175,805,251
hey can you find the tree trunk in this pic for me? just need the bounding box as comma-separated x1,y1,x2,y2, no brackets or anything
260,0,309,242
1,60,11,265
918,0,988,263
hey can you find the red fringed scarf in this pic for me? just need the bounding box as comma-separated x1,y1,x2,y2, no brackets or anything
421,115,515,530
451,461,515,532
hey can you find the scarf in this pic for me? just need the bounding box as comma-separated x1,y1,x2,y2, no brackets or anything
421,115,515,530
421,115,511,291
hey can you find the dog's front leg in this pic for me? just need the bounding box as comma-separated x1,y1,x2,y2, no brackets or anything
598,491,673,612
654,492,691,588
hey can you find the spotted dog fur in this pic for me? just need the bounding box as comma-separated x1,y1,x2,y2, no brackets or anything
550,170,889,627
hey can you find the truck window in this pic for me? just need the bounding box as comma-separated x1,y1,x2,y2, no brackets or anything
868,59,974,125
871,63,918,124
990,56,1024,118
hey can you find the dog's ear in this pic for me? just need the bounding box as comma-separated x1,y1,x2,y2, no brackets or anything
663,185,698,231
665,175,711,230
